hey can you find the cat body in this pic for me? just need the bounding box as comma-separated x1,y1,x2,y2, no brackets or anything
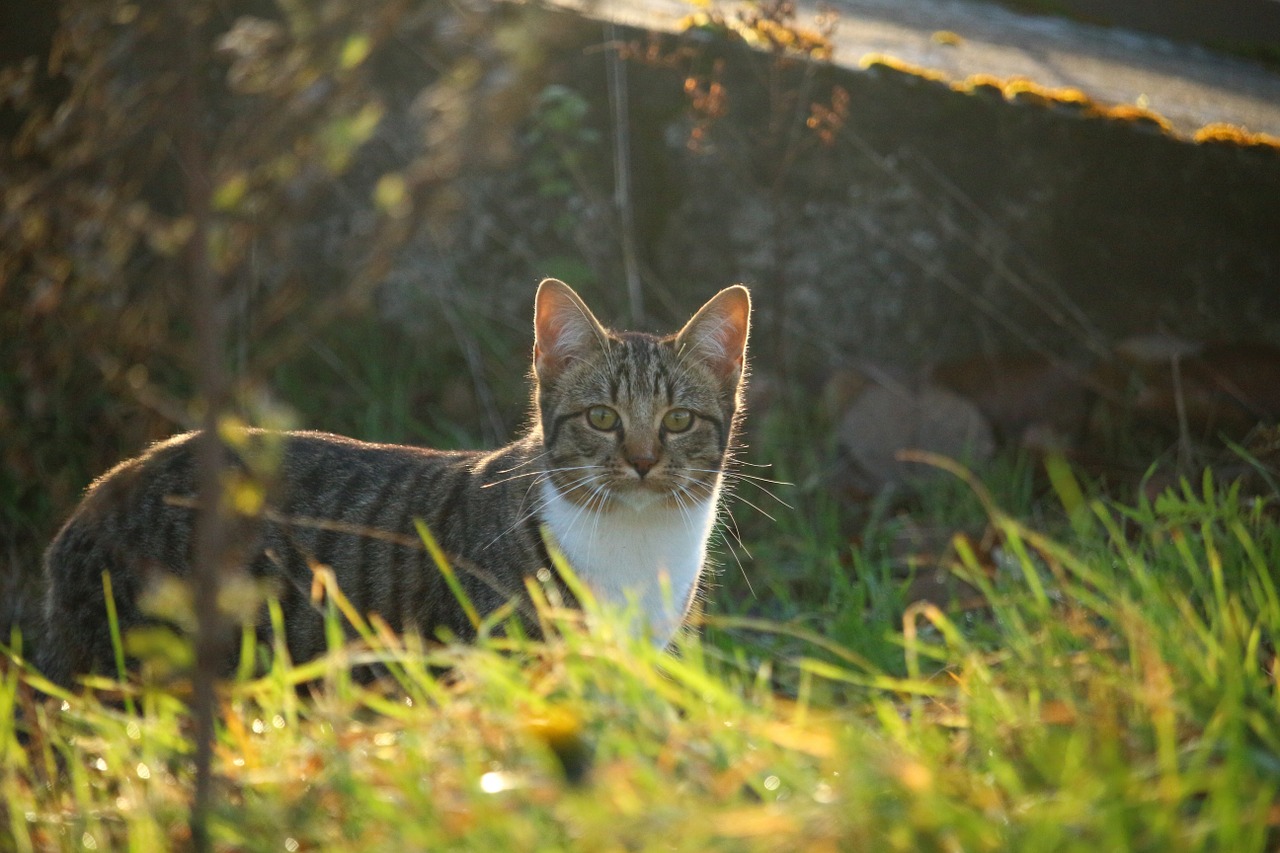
40,279,750,685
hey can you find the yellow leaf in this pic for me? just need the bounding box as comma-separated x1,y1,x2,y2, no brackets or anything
217,413,251,449
324,102,385,173
223,473,265,516
340,34,371,70
374,173,410,217
212,172,248,211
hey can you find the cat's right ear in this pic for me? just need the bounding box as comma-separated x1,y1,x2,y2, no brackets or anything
534,278,609,382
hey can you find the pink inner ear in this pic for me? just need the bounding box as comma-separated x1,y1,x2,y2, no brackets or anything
684,289,750,379
535,281,600,378
535,326,579,377
533,341,552,374
711,317,746,377
534,316,567,377
720,309,749,366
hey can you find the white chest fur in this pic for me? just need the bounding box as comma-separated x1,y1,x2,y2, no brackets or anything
538,479,720,646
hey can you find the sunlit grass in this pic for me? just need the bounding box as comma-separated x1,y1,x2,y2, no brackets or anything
3,462,1279,850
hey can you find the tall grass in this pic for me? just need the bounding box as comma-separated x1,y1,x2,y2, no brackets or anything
3,459,1278,851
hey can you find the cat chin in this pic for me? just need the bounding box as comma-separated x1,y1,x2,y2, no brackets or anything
610,488,665,512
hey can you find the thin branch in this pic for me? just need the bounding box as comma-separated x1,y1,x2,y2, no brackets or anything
176,7,227,848
605,23,644,326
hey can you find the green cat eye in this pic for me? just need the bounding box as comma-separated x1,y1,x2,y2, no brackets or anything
587,405,619,431
662,408,693,433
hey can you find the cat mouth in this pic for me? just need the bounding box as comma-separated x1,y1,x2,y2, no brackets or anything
551,468,696,512
608,475,706,512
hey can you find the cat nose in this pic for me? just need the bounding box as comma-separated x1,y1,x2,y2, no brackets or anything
628,452,658,477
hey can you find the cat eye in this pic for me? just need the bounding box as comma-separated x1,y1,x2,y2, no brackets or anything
586,405,620,431
661,408,693,433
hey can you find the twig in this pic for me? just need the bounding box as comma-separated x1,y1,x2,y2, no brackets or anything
175,7,228,848
1170,354,1193,473
439,291,506,444
605,23,644,325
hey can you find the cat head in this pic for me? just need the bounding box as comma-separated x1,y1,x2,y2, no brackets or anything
532,278,750,511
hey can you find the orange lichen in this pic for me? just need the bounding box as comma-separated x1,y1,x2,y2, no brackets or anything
750,18,834,60
679,8,834,61
954,73,1007,97
858,53,949,84
1101,103,1174,133
1193,122,1280,151
956,73,1001,89
677,12,724,34
1001,78,1091,108
699,35,1274,152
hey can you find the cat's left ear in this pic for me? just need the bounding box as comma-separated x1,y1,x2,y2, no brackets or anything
534,278,610,383
676,285,751,384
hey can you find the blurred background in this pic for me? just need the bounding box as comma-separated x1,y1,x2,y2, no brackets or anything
3,0,1279,655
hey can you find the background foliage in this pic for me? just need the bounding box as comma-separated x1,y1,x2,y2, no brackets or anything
7,0,1280,650
1,0,560,643
2,0,1280,848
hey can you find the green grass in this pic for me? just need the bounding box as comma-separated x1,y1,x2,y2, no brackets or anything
3,450,1278,851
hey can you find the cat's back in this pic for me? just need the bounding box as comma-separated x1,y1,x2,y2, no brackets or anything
39,428,516,683
265,429,477,514
55,429,471,534
48,429,495,569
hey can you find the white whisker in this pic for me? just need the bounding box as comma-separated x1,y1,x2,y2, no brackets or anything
683,467,793,509
490,450,552,476
719,524,756,600
483,468,605,550
482,464,599,489
684,466,793,488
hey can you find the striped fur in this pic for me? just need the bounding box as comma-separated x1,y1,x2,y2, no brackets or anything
39,279,750,684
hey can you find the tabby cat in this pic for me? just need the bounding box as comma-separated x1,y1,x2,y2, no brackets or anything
40,279,751,685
